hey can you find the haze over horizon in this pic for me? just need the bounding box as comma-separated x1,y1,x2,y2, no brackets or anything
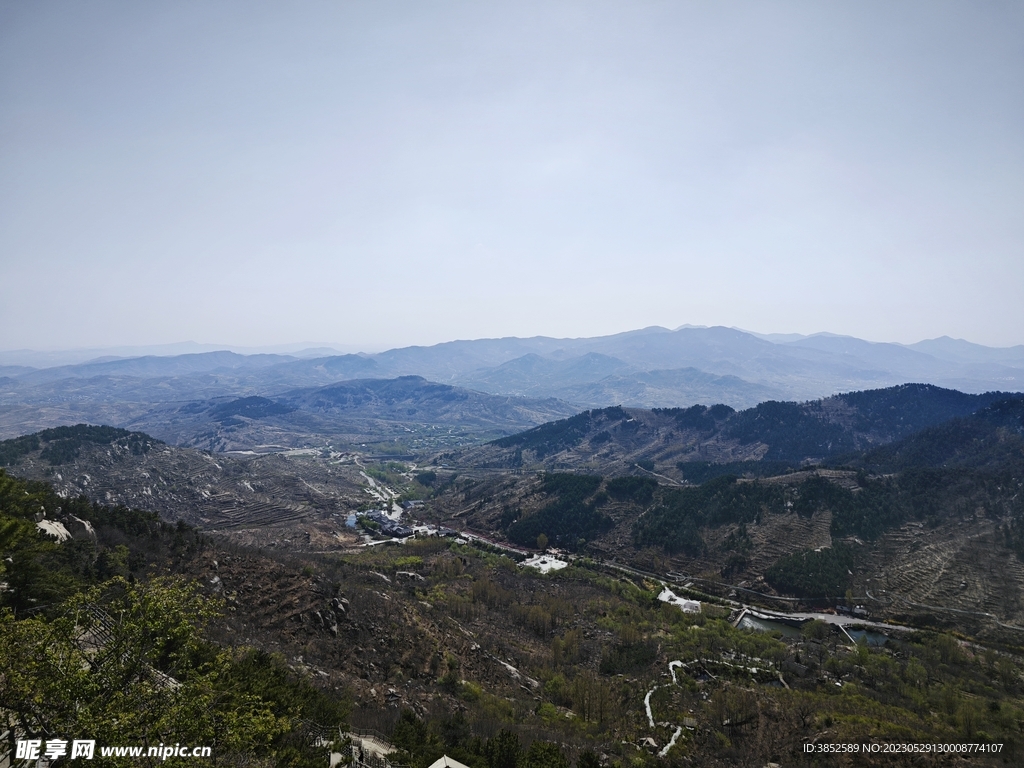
1,323,1021,358
3,1,1022,351
2,324,1023,373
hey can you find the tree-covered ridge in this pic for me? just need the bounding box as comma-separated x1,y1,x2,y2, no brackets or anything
652,403,735,433
0,424,161,467
720,386,1024,461
489,385,1024,469
493,407,627,457
856,396,1024,472
837,383,1018,439
723,400,858,460
0,433,40,467
209,395,296,422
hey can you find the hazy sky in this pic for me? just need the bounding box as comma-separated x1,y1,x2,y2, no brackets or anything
2,1,1022,351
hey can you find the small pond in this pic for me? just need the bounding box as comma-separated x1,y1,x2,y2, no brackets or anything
737,615,804,639
844,627,888,647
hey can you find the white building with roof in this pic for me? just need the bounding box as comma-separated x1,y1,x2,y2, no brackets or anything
658,587,701,614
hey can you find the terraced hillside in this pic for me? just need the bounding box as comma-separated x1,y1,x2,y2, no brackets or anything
12,459,1024,767
0,426,374,552
867,519,1024,628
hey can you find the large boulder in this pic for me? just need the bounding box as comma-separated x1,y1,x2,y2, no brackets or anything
64,515,98,543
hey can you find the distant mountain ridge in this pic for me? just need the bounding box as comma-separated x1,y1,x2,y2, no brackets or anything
125,376,579,452
14,350,297,384
2,326,1022,446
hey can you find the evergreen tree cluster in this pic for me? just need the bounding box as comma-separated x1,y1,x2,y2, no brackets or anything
507,474,611,551
633,476,789,556
764,543,857,598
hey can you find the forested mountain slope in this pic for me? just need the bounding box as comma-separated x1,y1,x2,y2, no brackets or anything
451,384,1022,477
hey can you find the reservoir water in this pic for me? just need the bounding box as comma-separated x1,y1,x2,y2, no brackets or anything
844,627,888,646
737,614,804,639
738,612,889,646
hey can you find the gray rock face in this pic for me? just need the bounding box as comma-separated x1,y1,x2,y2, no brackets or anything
36,519,71,542
64,514,97,542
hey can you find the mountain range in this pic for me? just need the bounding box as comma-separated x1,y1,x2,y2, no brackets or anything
2,326,1022,447
6,329,1024,765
